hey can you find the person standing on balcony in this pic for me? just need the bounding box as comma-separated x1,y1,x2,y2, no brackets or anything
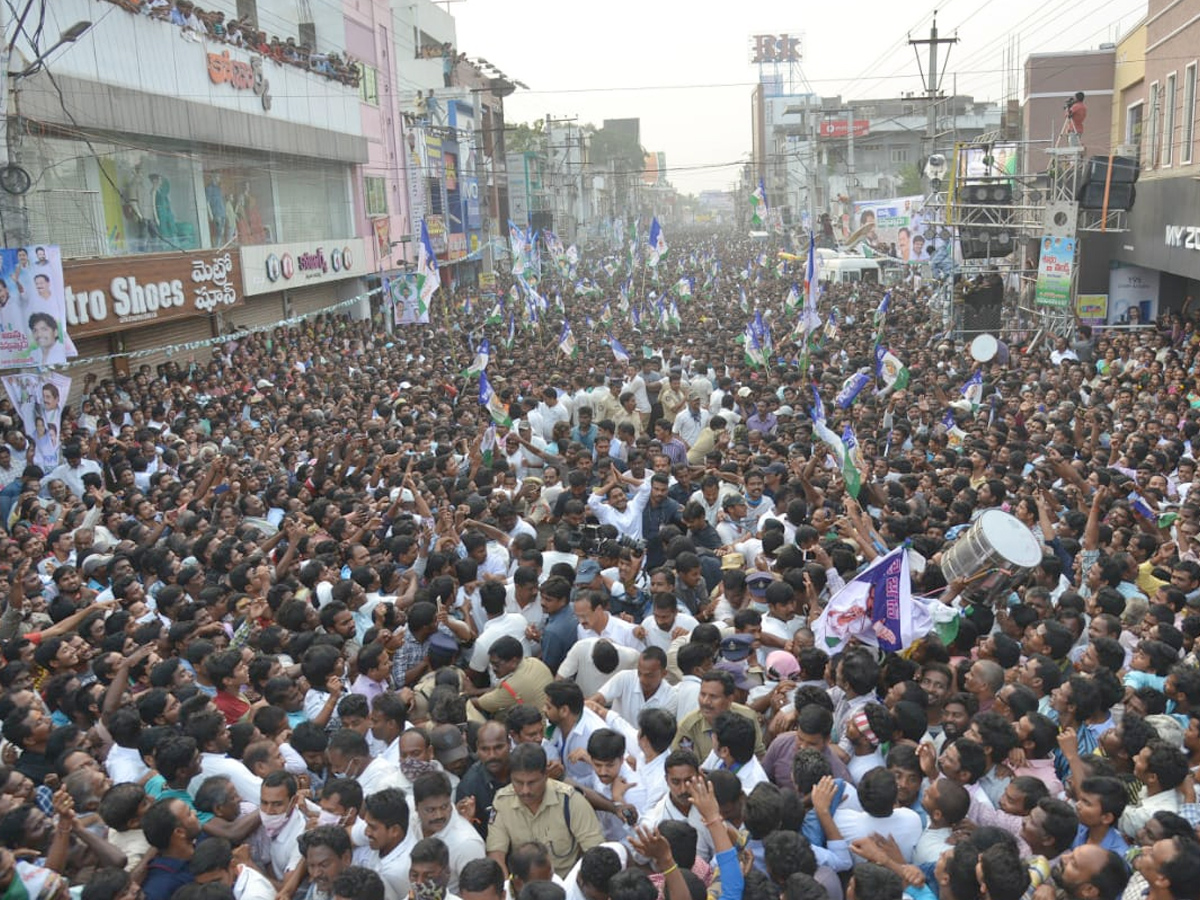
441,42,454,87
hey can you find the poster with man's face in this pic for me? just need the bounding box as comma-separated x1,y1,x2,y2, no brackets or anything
2,371,70,470
0,245,76,369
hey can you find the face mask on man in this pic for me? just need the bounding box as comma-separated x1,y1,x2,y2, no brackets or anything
261,799,295,838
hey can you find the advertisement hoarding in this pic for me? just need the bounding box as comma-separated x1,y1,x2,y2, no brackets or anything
1035,236,1075,308
852,197,928,261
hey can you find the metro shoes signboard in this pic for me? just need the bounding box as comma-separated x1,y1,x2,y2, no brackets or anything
62,251,244,339
240,240,368,296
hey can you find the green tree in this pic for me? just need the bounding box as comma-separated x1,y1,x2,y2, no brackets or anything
504,121,545,154
586,122,645,175
897,163,923,196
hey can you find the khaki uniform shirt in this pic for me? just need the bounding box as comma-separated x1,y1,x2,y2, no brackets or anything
486,779,605,876
671,703,765,760
658,383,688,423
475,657,553,720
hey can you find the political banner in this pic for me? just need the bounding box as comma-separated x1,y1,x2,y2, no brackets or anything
1035,236,1075,309
1075,293,1108,328
0,245,76,369
388,274,429,325
851,196,928,261
3,371,70,469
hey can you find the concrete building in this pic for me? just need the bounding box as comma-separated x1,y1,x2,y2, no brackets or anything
1093,1,1200,314
9,0,368,384
391,0,515,287
750,76,1002,234
1021,48,1115,168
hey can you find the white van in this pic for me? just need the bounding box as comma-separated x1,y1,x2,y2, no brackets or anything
821,256,881,284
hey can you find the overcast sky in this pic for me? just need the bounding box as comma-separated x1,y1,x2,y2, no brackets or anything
455,0,1147,196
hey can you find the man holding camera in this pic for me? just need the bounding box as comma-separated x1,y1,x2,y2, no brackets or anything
1064,91,1087,145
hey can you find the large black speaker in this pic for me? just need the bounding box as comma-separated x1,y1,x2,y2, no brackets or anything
1078,182,1136,210
960,227,1015,259
962,282,1003,332
960,182,1014,204
1083,155,1140,184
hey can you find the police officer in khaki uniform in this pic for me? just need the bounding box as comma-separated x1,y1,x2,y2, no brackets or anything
485,743,604,877
672,668,765,760
471,636,553,722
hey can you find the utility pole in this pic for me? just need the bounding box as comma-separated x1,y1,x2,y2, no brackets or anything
846,104,855,210
909,14,958,164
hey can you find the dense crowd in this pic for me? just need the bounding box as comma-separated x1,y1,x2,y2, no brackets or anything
105,0,363,87
0,229,1197,900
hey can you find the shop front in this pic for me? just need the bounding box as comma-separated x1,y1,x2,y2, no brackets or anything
62,249,244,390
240,238,370,323
1114,176,1200,317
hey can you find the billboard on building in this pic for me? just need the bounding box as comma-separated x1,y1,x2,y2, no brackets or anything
1108,261,1159,323
851,197,928,260
0,245,76,369
406,127,430,249
749,33,803,64
958,143,1019,180
63,250,242,339
3,372,70,469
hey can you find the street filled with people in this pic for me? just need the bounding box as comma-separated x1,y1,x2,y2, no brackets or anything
0,228,1197,900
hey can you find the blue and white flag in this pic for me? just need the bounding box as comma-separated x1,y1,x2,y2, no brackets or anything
647,217,667,267
801,233,821,335
753,309,772,353
874,346,911,391
961,371,984,409
836,372,872,409
479,370,512,426
610,335,630,364
558,321,578,358
461,339,490,377
750,179,768,228
416,219,439,317
1128,491,1157,520
743,322,766,369
811,545,931,654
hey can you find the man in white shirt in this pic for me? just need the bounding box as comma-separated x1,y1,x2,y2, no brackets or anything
644,751,716,862
469,583,534,686
575,591,643,650
914,778,971,865
106,708,150,785
186,711,262,806
639,596,698,652
410,772,486,893
672,392,711,449
41,444,102,498
559,638,640,697
362,787,418,900
326,730,405,798
536,389,570,443
621,365,652,426
575,728,648,845
586,475,652,542
544,681,610,784
589,706,674,810
833,767,923,863
591,647,678,723
700,711,769,793
258,772,306,881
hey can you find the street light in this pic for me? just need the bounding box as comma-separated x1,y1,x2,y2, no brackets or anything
11,20,92,79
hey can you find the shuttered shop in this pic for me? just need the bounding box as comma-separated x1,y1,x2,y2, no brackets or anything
226,295,284,332
66,335,117,398
288,285,336,318
120,317,216,372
